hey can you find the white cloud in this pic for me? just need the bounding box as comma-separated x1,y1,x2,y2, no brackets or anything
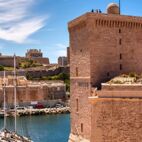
0,0,46,43
0,18,45,43
54,43,68,57
0,0,32,23
55,43,67,49
57,49,66,56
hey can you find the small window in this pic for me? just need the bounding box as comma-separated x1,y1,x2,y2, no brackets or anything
80,49,82,52
76,99,79,112
81,123,83,133
119,39,122,45
57,87,60,91
107,72,110,77
78,82,89,88
76,67,78,76
120,64,122,70
120,54,122,60
119,29,121,33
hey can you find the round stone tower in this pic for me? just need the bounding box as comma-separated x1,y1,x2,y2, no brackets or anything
107,3,120,14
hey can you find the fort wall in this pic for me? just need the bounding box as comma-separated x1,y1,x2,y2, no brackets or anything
69,15,91,140
32,57,50,65
0,56,19,67
0,77,66,107
68,6,142,142
101,84,142,90
89,13,142,87
90,98,142,142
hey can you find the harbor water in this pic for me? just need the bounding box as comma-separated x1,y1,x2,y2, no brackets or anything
0,114,70,142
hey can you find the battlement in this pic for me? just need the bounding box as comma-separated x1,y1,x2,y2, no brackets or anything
26,49,43,58
68,12,142,32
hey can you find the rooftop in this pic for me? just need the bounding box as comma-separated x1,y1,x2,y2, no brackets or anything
0,76,65,87
27,49,42,53
105,73,142,85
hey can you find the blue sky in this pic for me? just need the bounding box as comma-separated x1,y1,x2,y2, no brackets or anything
0,0,141,63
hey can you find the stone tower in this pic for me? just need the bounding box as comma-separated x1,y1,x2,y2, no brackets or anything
68,3,142,142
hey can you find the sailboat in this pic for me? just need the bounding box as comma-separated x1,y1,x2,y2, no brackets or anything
0,71,7,119
0,55,33,142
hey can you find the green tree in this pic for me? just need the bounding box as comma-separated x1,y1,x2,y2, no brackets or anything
26,72,33,80
0,65,4,71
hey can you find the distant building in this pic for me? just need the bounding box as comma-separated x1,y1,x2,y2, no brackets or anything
25,49,50,65
0,76,66,106
0,56,19,68
26,49,43,58
58,56,68,66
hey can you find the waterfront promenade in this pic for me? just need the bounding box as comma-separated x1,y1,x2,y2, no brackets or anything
1,107,70,117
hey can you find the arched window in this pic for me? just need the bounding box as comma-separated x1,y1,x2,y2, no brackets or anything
76,98,79,112
81,123,83,133
76,67,78,76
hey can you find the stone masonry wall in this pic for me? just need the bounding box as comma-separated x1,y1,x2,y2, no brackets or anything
89,13,142,87
102,84,142,90
70,78,91,140
69,15,92,141
0,85,66,107
32,57,50,65
91,98,142,142
68,11,142,142
96,90,142,98
0,56,19,67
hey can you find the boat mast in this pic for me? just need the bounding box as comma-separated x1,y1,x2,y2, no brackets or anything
14,54,17,132
3,71,6,129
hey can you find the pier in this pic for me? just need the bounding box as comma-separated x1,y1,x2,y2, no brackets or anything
1,107,70,117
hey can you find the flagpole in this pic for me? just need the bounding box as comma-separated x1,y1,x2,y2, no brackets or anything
119,0,121,14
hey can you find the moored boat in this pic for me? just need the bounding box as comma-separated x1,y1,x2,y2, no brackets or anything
0,55,33,142
0,111,4,118
0,129,32,142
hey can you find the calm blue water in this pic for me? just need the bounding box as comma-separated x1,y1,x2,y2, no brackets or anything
0,114,70,142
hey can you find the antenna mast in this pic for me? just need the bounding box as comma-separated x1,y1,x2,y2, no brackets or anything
119,0,121,14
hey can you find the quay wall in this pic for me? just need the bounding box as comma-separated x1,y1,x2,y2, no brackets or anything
0,85,66,107
0,66,69,78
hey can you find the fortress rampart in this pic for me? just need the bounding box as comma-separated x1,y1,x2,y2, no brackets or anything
68,3,142,142
0,56,19,67
0,76,66,107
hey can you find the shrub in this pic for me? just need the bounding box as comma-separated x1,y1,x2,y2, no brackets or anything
26,72,33,80
121,74,128,78
129,72,139,79
0,65,4,71
111,80,122,84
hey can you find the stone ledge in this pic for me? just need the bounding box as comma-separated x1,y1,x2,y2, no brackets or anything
68,133,90,142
